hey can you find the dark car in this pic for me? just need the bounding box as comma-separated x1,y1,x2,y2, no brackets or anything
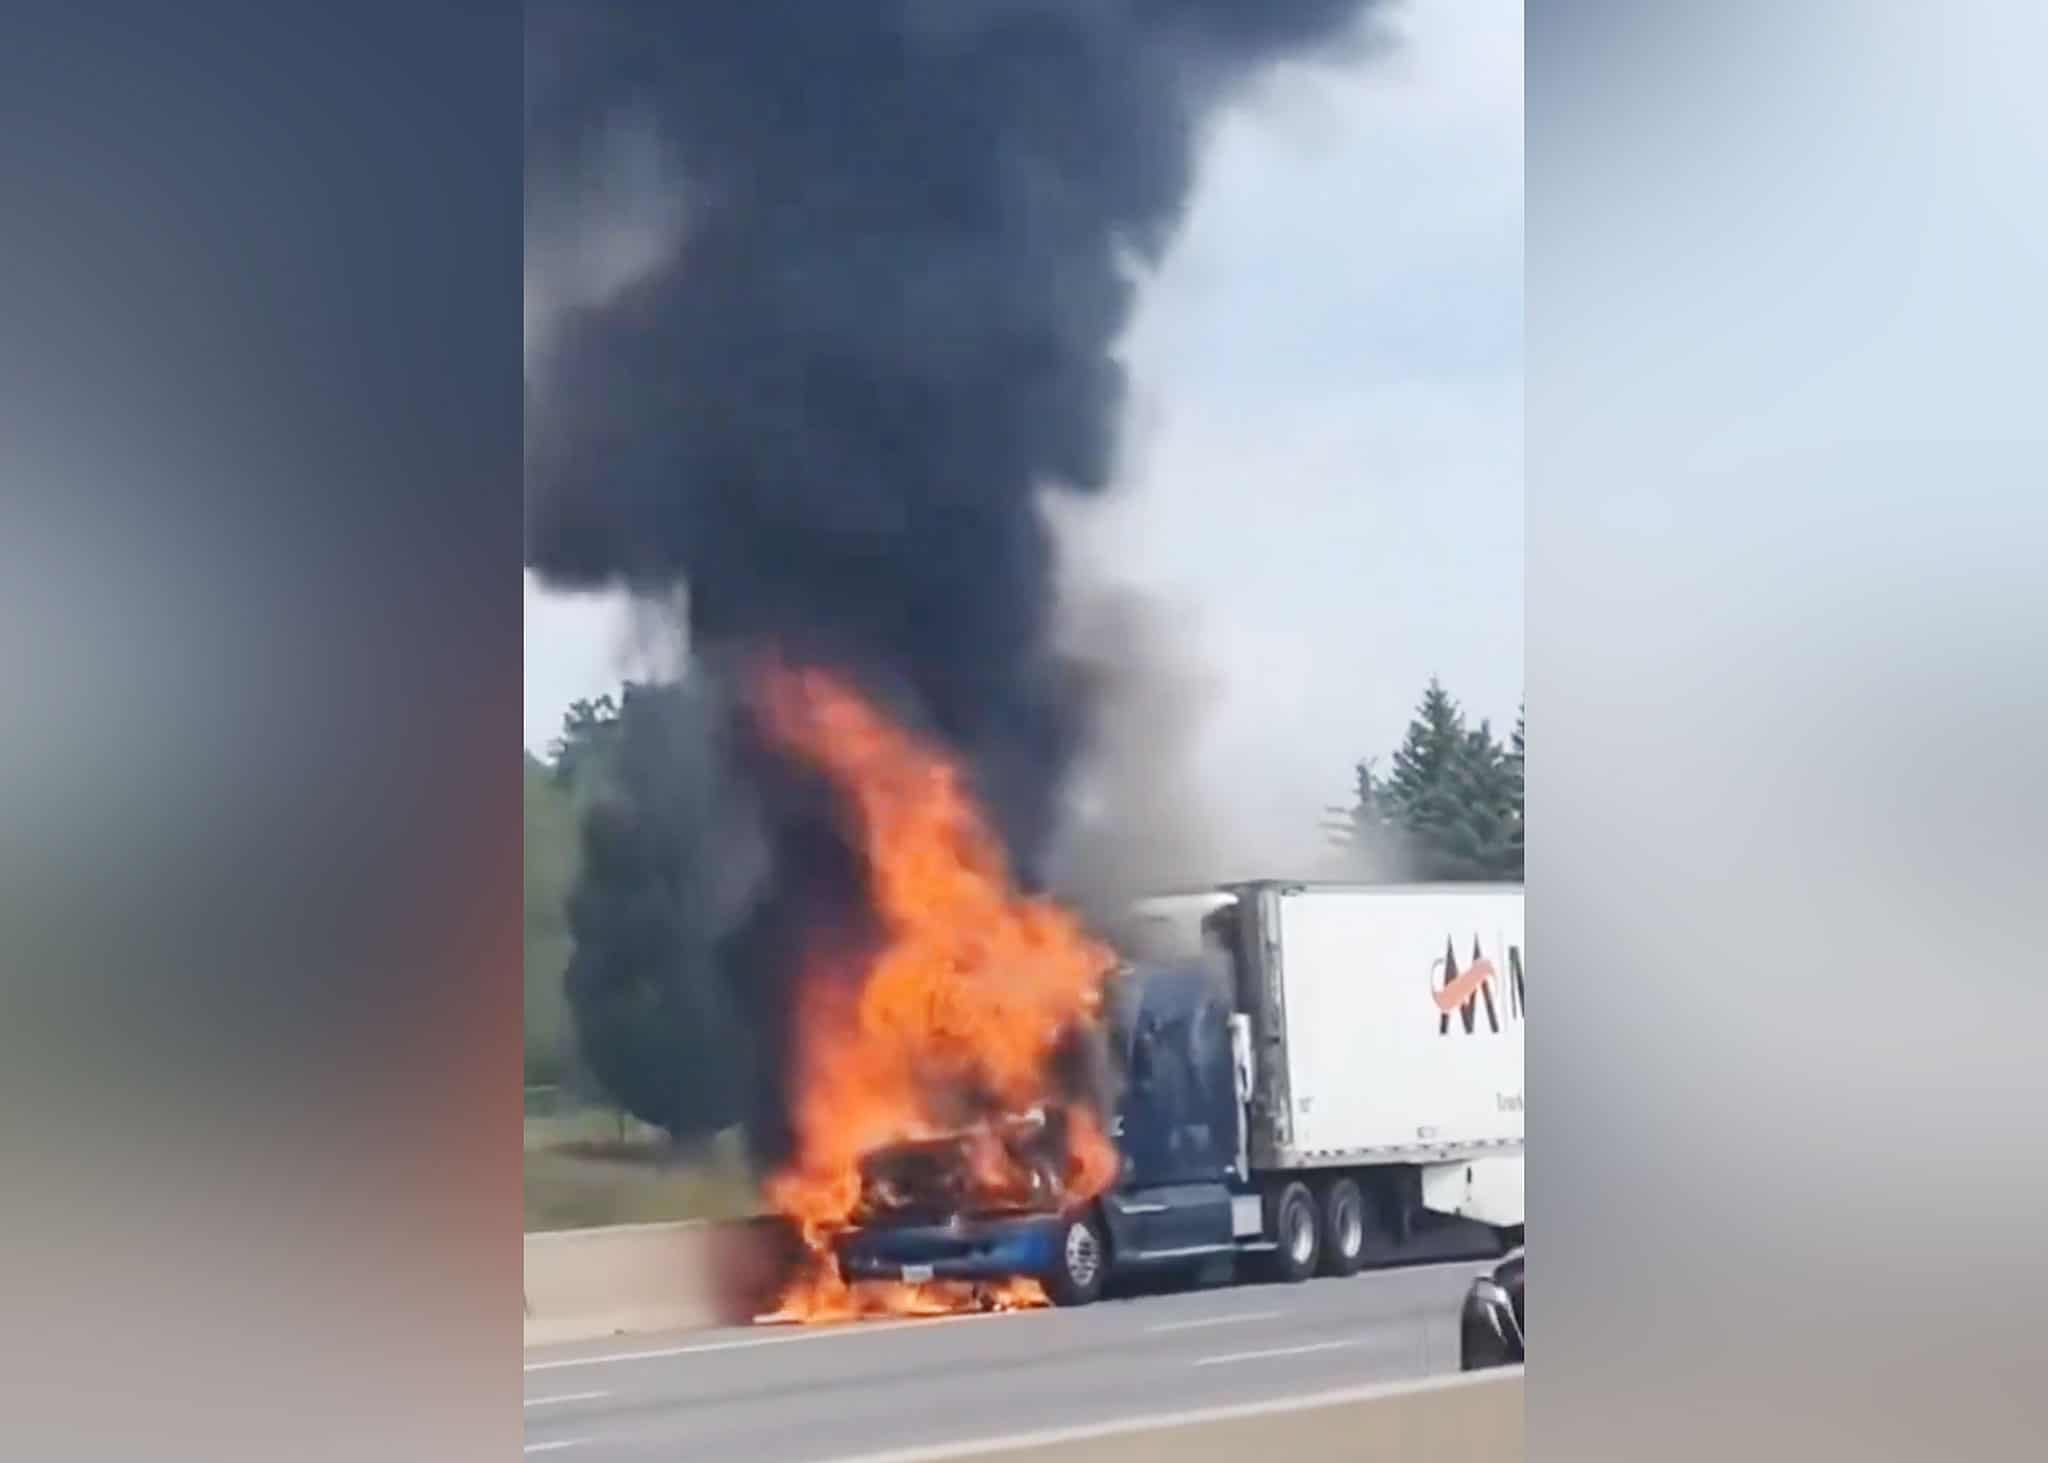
1460,1248,1524,1369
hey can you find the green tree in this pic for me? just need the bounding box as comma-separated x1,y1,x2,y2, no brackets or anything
562,678,758,1140
523,752,580,1084
548,692,623,790
1347,756,1392,846
1506,700,1524,873
1383,677,1465,861
1386,679,1465,798
1448,718,1520,879
1365,678,1523,881
1323,756,1393,869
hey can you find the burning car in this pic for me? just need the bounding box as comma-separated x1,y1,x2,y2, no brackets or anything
835,1108,1113,1306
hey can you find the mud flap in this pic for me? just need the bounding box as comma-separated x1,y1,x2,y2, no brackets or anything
1420,1154,1524,1227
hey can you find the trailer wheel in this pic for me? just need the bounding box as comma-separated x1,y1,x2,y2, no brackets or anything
1262,1181,1320,1283
1042,1212,1107,1307
1316,1177,1368,1277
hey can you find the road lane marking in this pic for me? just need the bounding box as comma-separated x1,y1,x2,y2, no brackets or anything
1192,1337,1367,1366
521,1256,1499,1373
1146,1309,1285,1334
523,1439,593,1454
524,1391,609,1408
817,1368,1519,1462
525,1309,1020,1372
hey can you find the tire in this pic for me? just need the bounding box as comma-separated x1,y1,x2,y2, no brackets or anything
1461,1304,1513,1370
1261,1181,1320,1283
1042,1212,1108,1307
1316,1177,1367,1277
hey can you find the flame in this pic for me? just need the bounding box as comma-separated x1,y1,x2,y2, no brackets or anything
758,1270,1051,1326
748,661,1119,1323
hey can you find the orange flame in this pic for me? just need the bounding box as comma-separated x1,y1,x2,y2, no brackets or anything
748,661,1119,1322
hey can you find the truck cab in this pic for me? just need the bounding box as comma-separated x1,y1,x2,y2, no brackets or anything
1092,955,1252,1268
831,956,1242,1301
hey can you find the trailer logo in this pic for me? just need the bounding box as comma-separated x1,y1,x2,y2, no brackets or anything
1432,936,1524,1035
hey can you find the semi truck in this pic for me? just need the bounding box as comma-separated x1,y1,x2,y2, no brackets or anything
837,881,1525,1304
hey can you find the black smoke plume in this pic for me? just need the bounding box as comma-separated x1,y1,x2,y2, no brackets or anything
527,1,1380,1158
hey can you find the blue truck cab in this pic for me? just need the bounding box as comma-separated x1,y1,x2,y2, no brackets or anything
836,953,1257,1306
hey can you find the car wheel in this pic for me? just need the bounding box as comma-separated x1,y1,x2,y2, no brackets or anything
1043,1212,1107,1306
1461,1308,1507,1370
1262,1181,1320,1283
1316,1177,1368,1277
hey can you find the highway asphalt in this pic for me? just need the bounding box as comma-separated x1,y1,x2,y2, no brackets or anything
522,1257,1496,1460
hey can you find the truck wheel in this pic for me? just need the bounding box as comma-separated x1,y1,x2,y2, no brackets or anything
1262,1181,1320,1283
1316,1177,1368,1277
1043,1213,1107,1307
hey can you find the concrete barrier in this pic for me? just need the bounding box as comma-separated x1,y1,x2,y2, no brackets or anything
524,1221,718,1345
831,1370,1523,1462
525,1217,798,1346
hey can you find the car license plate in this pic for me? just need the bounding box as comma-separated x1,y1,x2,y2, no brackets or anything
900,1264,934,1283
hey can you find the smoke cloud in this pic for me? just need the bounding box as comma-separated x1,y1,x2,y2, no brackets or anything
1042,577,1382,940
525,0,1384,1154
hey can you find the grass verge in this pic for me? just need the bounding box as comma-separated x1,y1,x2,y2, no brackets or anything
524,1107,761,1232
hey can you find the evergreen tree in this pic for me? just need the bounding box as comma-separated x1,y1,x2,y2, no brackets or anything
1506,700,1524,874
1365,679,1524,881
1324,756,1404,878
562,678,760,1140
1347,756,1392,847
548,692,621,789
1384,677,1465,817
524,752,580,1084
1449,719,1520,879
1383,678,1473,876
